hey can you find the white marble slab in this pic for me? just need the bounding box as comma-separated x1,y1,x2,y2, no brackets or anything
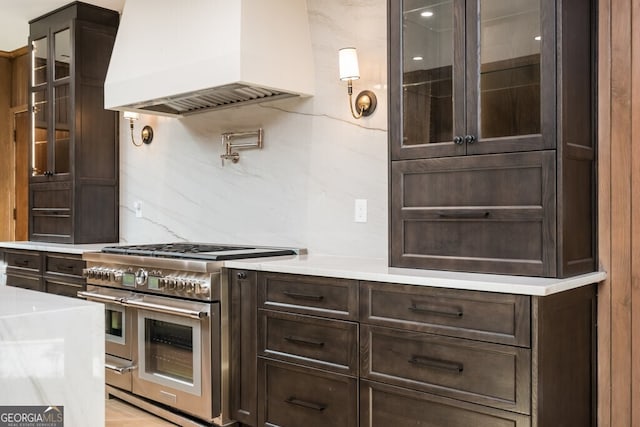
0,241,110,255
0,287,104,426
224,255,607,296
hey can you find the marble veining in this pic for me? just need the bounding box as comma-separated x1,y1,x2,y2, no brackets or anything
0,287,104,426
118,0,388,258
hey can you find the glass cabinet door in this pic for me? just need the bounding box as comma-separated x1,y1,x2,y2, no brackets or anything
53,28,71,175
31,37,48,177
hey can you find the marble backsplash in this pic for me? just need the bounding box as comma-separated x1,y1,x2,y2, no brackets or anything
118,0,388,259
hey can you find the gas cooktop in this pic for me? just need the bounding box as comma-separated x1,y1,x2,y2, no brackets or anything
101,243,299,261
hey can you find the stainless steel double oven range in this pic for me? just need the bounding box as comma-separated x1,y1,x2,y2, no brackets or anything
80,243,300,426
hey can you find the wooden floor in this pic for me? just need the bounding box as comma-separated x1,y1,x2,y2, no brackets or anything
106,397,177,426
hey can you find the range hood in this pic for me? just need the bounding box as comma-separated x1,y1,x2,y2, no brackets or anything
104,0,314,117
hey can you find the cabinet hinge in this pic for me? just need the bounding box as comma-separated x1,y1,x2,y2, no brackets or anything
13,208,16,220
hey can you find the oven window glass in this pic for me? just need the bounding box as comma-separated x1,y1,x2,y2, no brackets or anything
105,304,126,345
144,319,193,384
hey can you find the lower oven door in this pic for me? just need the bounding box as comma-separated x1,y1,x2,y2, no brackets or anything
128,295,220,422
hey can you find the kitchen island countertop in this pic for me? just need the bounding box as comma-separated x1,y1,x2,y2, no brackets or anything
0,241,110,254
0,286,104,425
224,254,606,296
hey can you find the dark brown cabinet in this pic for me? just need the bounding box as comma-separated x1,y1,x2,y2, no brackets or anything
230,269,597,427
389,0,596,277
29,2,119,243
255,272,359,427
3,248,86,297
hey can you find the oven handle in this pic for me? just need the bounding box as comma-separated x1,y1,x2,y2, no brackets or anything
105,362,137,374
77,290,126,305
124,299,209,319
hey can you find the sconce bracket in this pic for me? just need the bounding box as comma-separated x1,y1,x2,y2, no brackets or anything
141,126,154,144
356,90,377,117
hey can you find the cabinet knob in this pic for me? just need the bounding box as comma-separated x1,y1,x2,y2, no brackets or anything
237,272,247,280
453,136,464,145
464,135,476,144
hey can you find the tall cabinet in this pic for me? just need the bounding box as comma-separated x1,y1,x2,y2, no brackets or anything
389,0,596,277
29,2,119,243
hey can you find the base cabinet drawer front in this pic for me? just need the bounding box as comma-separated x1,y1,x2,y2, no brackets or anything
258,359,357,427
258,272,358,320
361,325,531,414
360,380,530,427
5,250,42,273
258,309,358,375
45,253,84,277
45,279,85,298
360,281,530,346
6,273,44,292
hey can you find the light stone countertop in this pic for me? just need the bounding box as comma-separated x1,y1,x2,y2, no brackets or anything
224,254,607,296
0,241,111,254
0,286,104,425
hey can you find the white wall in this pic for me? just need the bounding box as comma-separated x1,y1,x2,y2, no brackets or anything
118,0,388,259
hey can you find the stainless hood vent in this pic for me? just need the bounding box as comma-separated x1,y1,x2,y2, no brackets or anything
130,84,295,116
104,0,314,117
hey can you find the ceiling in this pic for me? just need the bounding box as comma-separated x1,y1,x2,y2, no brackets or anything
0,0,124,52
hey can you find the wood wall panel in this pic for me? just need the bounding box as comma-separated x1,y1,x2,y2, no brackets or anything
0,57,13,242
11,51,29,108
598,0,640,424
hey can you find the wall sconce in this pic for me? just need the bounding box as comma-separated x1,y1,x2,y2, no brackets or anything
338,47,377,119
123,111,154,146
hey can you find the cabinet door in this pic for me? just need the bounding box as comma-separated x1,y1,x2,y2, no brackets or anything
390,0,553,160
230,270,258,427
390,151,556,276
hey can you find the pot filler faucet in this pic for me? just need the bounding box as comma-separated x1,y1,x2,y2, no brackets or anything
220,128,264,166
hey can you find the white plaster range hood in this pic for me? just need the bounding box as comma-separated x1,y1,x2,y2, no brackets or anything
104,0,315,117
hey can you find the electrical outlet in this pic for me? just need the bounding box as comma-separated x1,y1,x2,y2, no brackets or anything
355,199,367,223
134,201,142,218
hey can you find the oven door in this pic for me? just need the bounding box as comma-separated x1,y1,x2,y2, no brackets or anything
128,294,220,421
78,286,134,360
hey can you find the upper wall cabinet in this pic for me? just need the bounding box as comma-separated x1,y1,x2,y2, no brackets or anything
390,0,560,160
389,0,596,277
29,2,119,243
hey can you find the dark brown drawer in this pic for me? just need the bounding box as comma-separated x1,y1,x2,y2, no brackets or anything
45,279,85,298
390,152,555,276
6,273,44,292
258,272,358,320
360,281,530,347
5,250,42,272
258,359,357,427
360,380,530,427
258,309,358,375
45,253,84,277
361,325,531,414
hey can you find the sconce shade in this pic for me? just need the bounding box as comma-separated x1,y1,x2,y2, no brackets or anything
339,47,360,81
123,111,139,120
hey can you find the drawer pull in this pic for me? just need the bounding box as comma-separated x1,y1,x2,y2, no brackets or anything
284,335,325,347
283,290,324,302
15,260,30,267
409,355,464,373
285,396,326,411
438,211,490,219
409,304,463,318
58,264,75,272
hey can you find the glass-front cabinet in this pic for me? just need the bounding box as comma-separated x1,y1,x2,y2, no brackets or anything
30,27,72,178
28,2,119,244
390,0,553,160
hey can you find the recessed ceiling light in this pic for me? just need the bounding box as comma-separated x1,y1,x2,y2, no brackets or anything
421,11,434,17
412,56,424,61
534,35,541,41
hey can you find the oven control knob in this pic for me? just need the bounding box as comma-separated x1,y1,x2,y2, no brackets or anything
185,282,195,293
158,278,166,288
177,280,185,291
113,271,123,283
168,279,176,289
135,268,148,287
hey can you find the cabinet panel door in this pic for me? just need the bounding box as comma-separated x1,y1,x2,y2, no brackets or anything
390,151,556,276
360,380,530,427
